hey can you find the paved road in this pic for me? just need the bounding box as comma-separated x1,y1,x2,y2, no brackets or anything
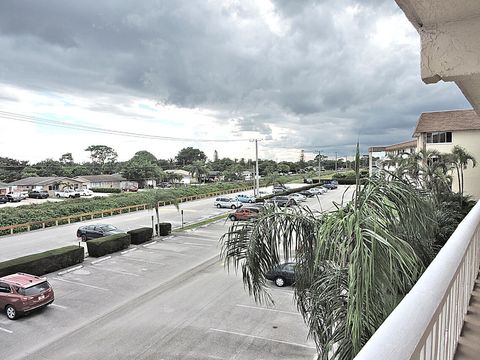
0,184,352,262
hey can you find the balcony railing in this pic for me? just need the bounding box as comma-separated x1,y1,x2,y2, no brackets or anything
355,200,480,360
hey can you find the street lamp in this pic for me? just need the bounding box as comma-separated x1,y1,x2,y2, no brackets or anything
250,139,261,196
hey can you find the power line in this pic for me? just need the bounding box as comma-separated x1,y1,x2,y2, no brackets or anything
0,110,248,143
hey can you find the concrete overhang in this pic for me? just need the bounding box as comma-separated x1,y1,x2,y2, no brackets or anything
395,0,480,113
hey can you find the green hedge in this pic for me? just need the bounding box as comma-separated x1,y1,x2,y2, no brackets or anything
0,182,256,230
128,227,153,245
0,246,84,277
86,233,131,257
155,222,172,236
257,184,317,201
91,187,122,193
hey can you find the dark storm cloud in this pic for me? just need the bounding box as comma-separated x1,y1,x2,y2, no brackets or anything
0,0,470,155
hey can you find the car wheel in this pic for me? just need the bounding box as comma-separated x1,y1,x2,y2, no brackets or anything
216,204,221,208
5,305,17,320
274,277,286,287
56,194,60,198
231,205,236,209
229,215,236,221
81,234,87,241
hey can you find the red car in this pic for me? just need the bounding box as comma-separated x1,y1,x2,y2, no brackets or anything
0,273,55,320
229,207,260,221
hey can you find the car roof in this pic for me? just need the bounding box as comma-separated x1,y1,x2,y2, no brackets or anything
0,273,46,288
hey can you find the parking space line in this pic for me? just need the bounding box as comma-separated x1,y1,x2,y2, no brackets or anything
91,266,140,277
91,256,112,264
143,241,158,247
182,242,213,247
121,248,137,255
52,277,109,291
0,326,12,334
236,304,301,316
50,303,68,309
122,256,165,266
209,328,315,349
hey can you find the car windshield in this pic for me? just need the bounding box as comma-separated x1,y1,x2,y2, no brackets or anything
100,225,117,232
18,281,50,296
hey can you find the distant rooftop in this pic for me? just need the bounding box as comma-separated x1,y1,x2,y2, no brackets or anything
8,176,84,186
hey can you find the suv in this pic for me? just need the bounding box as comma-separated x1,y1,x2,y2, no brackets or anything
0,195,7,204
268,196,296,207
77,223,125,241
214,197,243,209
0,273,54,320
28,190,49,199
6,193,22,202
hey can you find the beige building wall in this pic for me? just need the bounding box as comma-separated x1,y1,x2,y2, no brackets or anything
423,130,480,200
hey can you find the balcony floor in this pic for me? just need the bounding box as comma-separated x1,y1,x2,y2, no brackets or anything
455,278,480,359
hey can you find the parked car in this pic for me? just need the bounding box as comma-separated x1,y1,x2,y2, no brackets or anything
289,193,307,202
267,196,296,207
236,194,256,203
6,193,22,202
77,189,94,196
19,191,29,200
214,197,243,209
307,187,326,196
323,181,338,190
123,185,138,192
55,189,81,198
0,273,54,320
229,207,260,221
299,190,315,198
272,185,289,194
76,223,125,241
265,262,296,287
28,190,49,199
0,195,7,204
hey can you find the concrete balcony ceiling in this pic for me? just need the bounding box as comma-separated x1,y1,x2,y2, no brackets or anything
396,0,480,113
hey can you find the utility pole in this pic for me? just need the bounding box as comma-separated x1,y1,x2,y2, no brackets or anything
318,151,321,182
335,152,338,171
250,139,261,196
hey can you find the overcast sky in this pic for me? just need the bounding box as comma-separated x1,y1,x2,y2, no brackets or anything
0,0,470,163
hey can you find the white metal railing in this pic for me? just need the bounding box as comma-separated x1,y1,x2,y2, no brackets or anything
355,200,480,360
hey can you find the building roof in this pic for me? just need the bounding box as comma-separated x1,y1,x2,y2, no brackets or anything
75,174,126,182
413,109,480,135
368,139,417,153
8,176,85,186
0,182,8,188
165,169,190,176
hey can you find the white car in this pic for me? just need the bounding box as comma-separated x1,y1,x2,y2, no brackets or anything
289,193,307,202
55,189,81,198
214,197,243,209
78,189,94,196
308,187,327,195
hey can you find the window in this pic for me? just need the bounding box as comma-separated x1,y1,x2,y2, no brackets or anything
0,282,11,293
17,281,50,296
426,131,452,144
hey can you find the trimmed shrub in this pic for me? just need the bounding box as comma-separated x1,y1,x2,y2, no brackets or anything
155,222,172,236
86,233,131,257
0,246,84,277
128,227,153,245
91,187,122,193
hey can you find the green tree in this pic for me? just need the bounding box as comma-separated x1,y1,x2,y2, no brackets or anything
85,145,118,174
122,151,162,188
146,190,178,236
32,158,65,177
450,145,477,203
175,147,206,166
0,157,29,182
221,147,436,359
185,160,208,183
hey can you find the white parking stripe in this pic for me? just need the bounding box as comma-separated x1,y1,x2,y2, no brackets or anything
0,326,12,334
52,277,109,291
91,266,140,277
50,303,68,309
122,257,165,266
209,328,315,349
182,242,213,247
236,304,301,316
91,256,112,264
143,241,158,247
121,248,137,255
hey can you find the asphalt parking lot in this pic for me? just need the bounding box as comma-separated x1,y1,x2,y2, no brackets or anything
0,221,315,360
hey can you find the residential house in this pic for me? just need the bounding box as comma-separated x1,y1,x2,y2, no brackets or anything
368,140,417,175
74,174,138,190
7,177,86,195
164,169,194,185
413,109,480,199
0,182,8,195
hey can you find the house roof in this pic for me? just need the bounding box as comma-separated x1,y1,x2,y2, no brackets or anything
165,169,190,176
0,182,8,188
8,177,85,186
74,174,126,182
368,139,417,153
413,109,480,135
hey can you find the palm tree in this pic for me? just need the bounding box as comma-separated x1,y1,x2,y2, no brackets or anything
450,145,477,203
221,147,436,359
146,189,178,236
186,161,208,183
